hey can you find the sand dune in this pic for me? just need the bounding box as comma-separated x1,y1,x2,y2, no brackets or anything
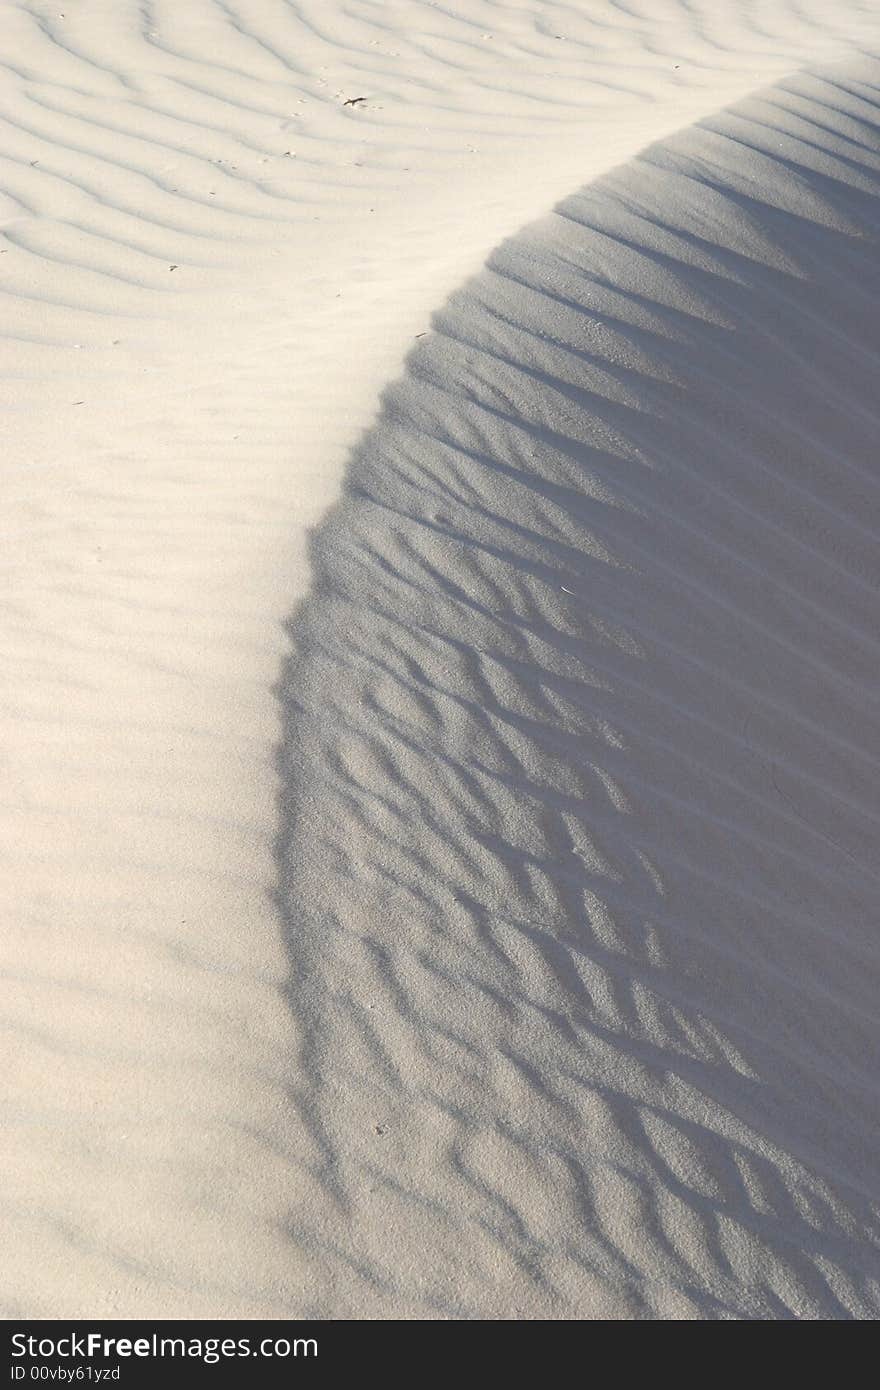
280,64,880,1318
2,1,880,1321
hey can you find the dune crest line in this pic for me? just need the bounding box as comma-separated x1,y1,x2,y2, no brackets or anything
278,61,880,1319
5,1,880,1321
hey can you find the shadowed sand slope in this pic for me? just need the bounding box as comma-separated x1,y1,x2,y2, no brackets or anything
278,63,880,1319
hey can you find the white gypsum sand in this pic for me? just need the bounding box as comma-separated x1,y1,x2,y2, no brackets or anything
280,61,880,1317
2,2,880,1319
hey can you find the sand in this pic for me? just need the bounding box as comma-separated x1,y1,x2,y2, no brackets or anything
2,1,880,1320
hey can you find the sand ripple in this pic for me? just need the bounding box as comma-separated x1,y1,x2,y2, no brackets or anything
280,63,880,1318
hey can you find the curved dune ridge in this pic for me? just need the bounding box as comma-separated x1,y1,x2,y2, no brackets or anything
279,62,880,1318
3,1,880,1323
